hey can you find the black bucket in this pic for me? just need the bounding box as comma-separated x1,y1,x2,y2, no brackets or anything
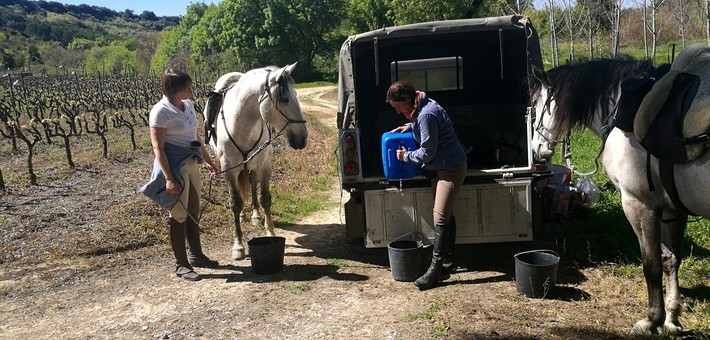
248,236,286,274
388,232,432,282
514,249,559,298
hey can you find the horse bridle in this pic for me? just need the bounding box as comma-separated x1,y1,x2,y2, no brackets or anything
533,92,567,145
217,69,307,175
259,70,307,134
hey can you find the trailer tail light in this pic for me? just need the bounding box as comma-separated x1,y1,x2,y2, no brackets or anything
340,131,359,176
344,133,354,143
344,161,358,175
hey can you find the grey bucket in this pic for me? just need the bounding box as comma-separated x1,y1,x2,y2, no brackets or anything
514,249,560,298
248,236,286,274
388,232,432,282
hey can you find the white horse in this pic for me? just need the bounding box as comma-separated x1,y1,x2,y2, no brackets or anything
530,45,710,335
205,63,308,260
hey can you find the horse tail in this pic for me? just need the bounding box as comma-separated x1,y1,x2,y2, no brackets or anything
238,169,250,203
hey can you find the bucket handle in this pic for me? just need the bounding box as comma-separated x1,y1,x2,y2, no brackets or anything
391,231,432,246
249,239,285,260
514,249,559,258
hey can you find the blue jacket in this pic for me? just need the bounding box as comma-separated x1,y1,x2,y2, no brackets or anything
404,92,467,170
140,141,203,211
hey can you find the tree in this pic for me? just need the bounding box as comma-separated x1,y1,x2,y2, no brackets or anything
384,0,477,25
346,0,392,33
545,0,562,66
647,0,667,61
85,45,137,74
561,0,584,62
669,0,691,47
198,0,345,79
579,0,600,58
609,0,623,57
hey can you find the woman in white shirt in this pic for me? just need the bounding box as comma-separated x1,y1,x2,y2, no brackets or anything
148,69,218,281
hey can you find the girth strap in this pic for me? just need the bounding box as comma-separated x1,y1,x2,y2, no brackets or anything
658,159,698,216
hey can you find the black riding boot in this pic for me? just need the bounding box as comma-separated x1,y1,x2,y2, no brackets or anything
442,216,457,272
415,225,448,290
168,218,200,281
185,219,219,268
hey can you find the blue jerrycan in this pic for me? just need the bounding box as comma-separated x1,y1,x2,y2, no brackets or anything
381,131,418,179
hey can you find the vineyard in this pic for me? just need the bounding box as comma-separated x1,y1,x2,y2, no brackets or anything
0,72,215,186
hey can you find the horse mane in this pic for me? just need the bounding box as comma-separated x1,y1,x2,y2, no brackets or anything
234,66,294,102
537,58,655,140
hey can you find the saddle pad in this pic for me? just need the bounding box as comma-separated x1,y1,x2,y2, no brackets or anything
639,73,700,164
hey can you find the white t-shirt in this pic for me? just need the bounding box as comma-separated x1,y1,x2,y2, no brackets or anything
149,95,198,148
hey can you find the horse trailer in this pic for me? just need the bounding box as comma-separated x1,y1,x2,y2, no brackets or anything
336,15,546,247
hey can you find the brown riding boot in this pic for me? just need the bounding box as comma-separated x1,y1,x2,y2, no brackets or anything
168,218,200,281
185,219,219,268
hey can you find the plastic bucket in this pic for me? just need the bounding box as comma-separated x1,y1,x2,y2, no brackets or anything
387,232,432,282
514,249,559,298
248,236,286,274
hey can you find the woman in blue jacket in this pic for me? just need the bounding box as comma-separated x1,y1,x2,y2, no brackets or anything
146,69,219,281
387,81,467,290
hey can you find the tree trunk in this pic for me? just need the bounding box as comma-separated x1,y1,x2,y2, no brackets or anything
0,168,6,194
548,0,559,66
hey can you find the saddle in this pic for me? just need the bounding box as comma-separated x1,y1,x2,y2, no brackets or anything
637,73,700,164
614,64,670,133
634,43,710,164
204,71,244,144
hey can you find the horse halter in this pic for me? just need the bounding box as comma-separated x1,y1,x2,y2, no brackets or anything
532,92,567,145
216,69,307,176
258,70,307,135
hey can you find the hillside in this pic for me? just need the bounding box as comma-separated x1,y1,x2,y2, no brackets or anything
1,0,179,71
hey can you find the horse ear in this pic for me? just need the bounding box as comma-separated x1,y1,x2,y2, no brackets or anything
284,62,298,75
531,65,546,84
270,63,298,85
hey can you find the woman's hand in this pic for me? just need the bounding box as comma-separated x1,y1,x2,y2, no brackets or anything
205,162,218,177
389,125,409,134
166,179,180,195
396,146,407,161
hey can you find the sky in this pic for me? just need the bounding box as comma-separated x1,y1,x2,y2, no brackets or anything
58,0,220,17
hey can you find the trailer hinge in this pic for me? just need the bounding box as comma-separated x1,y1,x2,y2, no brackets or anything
502,172,514,180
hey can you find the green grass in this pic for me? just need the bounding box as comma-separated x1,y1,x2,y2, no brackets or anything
539,39,709,70
406,296,450,339
549,128,709,320
294,81,335,89
407,296,449,321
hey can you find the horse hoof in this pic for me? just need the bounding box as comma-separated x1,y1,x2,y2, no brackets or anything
630,319,655,336
232,249,246,261
662,321,682,334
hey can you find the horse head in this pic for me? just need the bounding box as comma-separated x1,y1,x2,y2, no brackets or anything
530,65,560,162
259,63,308,150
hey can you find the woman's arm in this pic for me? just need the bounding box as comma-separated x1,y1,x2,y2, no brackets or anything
150,126,181,195
196,130,218,176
